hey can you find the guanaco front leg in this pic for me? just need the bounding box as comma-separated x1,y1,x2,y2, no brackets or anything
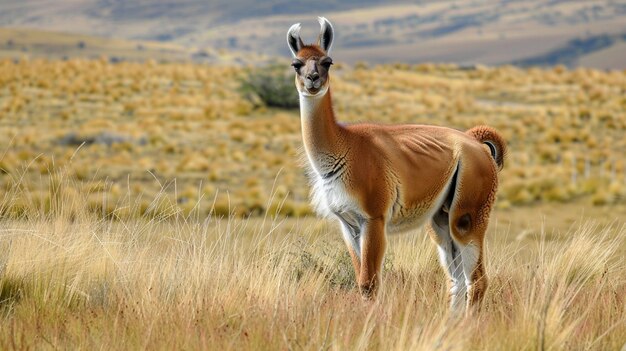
337,219,362,281
359,217,387,298
347,246,361,280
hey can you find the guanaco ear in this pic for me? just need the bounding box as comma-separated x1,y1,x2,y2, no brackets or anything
287,23,304,57
317,17,334,54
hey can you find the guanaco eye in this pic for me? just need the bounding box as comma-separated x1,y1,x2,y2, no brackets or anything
320,58,333,69
291,59,304,71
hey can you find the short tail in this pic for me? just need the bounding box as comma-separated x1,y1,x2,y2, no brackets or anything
466,125,507,171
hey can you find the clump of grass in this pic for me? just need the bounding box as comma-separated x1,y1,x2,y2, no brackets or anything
240,65,299,109
283,238,357,290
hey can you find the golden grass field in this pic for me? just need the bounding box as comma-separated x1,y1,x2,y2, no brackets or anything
0,59,624,218
0,58,625,349
0,186,624,349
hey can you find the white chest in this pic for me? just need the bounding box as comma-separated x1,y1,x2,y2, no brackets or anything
309,172,366,257
309,174,361,218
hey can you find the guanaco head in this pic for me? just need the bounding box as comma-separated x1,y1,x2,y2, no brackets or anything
286,17,334,97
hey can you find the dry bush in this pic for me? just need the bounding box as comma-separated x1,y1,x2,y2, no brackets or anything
240,65,299,109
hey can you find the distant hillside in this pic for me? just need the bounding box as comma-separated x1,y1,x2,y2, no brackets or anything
0,0,625,68
0,28,188,62
513,33,626,67
87,0,395,23
0,28,262,64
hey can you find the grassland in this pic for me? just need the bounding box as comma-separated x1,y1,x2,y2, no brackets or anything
0,59,624,219
0,187,623,349
0,58,625,349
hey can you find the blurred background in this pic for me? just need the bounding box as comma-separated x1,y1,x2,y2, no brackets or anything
0,0,625,220
1,0,625,68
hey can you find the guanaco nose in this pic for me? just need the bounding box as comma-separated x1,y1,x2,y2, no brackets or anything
306,72,320,82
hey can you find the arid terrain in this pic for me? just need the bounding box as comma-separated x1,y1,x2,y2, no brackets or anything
0,193,623,349
0,56,624,349
1,59,624,218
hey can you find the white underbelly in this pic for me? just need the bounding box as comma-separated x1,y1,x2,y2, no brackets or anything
387,209,432,234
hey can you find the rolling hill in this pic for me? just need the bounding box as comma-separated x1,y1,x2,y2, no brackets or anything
0,0,625,68
0,27,263,64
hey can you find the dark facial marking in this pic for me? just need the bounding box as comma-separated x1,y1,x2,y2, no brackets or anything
291,59,304,72
320,56,333,69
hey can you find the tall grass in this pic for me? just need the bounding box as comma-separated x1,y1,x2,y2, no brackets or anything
2,59,625,217
0,172,624,350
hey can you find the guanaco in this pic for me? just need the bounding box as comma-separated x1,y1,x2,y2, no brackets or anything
287,17,506,313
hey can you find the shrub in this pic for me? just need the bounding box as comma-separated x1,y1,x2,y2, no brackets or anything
240,65,299,109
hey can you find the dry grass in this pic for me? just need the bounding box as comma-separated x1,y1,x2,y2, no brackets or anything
0,58,624,349
0,177,624,350
0,59,624,218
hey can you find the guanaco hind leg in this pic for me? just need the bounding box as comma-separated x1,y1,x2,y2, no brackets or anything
428,150,496,314
446,150,496,314
427,210,467,312
458,241,486,312
444,220,488,315
429,208,489,315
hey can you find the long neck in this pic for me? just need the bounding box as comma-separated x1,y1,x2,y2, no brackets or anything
299,87,345,173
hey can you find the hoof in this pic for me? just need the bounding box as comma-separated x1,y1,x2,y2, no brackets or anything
359,284,376,300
